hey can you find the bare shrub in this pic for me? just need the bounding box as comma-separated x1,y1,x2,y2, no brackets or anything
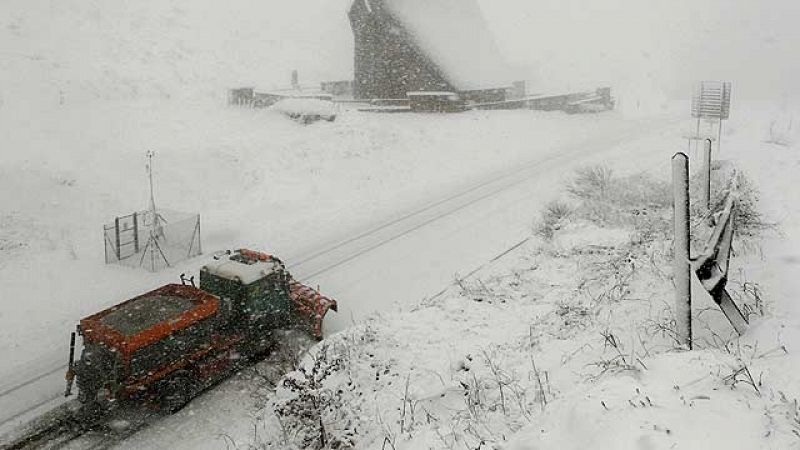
728,173,771,238
703,163,772,239
721,364,761,394
588,329,645,377
567,166,614,200
535,200,572,240
273,344,356,450
566,167,672,237
609,174,672,210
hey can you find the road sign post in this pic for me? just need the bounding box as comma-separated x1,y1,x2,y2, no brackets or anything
691,81,731,154
702,139,712,211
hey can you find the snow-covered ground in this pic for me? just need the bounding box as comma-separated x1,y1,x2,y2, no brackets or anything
0,95,683,435
3,0,800,448
217,105,800,450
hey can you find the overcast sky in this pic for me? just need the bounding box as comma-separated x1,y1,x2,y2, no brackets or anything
2,0,798,104
477,0,800,101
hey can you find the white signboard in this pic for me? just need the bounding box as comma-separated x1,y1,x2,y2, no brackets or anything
691,81,731,120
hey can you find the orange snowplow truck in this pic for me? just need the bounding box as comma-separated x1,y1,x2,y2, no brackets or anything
65,249,337,413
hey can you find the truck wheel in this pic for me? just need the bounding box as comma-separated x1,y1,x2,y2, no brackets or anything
76,378,106,419
78,398,105,421
161,372,195,413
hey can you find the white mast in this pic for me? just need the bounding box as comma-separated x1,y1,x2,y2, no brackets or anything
145,151,164,238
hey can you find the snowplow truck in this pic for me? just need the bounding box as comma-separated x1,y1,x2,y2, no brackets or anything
65,249,337,413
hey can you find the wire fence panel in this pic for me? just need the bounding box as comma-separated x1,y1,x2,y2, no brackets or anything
104,209,201,272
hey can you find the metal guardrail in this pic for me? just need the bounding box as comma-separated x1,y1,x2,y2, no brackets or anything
673,149,750,347
692,195,748,335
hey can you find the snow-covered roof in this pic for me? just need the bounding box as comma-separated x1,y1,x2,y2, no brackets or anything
382,0,513,91
202,257,281,285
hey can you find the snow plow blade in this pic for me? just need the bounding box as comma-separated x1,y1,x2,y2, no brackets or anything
288,280,337,339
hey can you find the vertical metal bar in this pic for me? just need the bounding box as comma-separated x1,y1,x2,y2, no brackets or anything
196,216,202,255
695,117,701,155
133,212,139,254
718,119,723,153
68,332,76,366
187,216,199,258
702,139,712,211
672,153,692,349
65,332,76,396
114,217,121,260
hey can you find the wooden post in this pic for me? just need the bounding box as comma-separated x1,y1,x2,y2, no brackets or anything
672,153,692,349
702,139,712,211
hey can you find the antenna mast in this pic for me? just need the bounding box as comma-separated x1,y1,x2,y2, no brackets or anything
145,151,164,237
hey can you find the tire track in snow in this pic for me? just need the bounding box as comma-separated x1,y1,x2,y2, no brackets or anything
288,116,681,280
0,114,682,437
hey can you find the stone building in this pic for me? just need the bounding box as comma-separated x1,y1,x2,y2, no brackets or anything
348,0,512,102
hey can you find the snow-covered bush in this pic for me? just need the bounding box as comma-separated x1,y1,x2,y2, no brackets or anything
253,166,774,450
271,343,356,450
566,165,614,200
559,166,671,240
535,200,572,240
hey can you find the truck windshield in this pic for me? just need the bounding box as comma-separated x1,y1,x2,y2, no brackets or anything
246,281,274,314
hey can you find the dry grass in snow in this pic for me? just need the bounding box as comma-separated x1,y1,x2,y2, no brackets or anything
230,165,797,450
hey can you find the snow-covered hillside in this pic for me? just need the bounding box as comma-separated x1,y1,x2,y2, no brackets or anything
2,0,800,448
219,106,800,450
0,0,354,108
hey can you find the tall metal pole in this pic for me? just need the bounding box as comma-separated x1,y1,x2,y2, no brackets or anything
717,119,723,153
702,139,712,211
672,153,692,349
146,151,156,220
145,150,163,237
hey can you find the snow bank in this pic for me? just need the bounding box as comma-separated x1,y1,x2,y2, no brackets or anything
270,98,336,122
507,351,771,450
242,152,799,449
0,91,656,435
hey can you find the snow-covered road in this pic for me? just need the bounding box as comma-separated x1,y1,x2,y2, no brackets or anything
0,106,685,445
289,116,683,333
114,113,685,450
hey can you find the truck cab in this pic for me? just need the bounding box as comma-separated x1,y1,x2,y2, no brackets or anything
199,249,294,355
200,249,337,340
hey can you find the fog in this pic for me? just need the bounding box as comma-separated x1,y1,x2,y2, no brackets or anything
478,0,800,101
1,0,798,104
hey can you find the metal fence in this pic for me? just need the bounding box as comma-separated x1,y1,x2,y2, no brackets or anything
104,209,201,272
